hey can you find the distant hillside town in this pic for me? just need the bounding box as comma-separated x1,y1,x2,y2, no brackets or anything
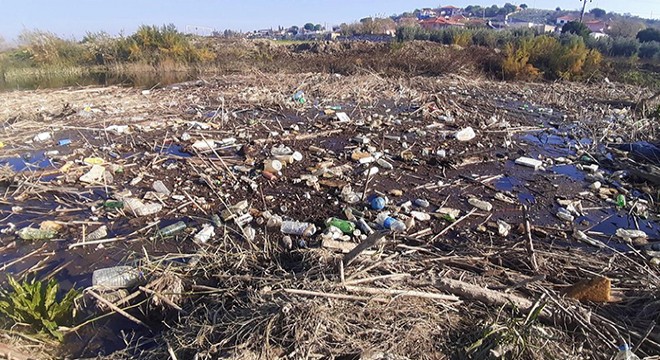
202,3,659,41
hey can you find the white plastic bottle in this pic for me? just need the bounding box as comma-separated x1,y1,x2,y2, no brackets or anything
376,213,406,232
614,344,640,360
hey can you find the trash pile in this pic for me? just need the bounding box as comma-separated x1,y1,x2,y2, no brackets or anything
0,73,659,359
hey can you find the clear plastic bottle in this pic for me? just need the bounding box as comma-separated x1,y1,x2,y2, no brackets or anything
613,344,640,360
17,227,56,240
158,221,187,237
357,218,375,235
281,221,316,237
376,213,406,232
92,266,142,289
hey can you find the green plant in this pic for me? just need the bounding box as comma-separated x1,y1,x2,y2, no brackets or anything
464,302,548,358
0,276,80,341
639,41,660,60
561,21,591,38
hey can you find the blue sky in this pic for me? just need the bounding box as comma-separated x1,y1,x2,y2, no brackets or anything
0,0,658,41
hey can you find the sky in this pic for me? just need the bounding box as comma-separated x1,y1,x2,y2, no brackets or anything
0,0,658,42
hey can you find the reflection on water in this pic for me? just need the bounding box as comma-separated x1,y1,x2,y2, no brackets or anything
0,69,199,91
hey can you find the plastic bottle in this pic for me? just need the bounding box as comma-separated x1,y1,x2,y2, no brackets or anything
556,208,575,222
158,221,187,237
357,218,375,235
613,344,640,360
104,200,124,209
17,227,56,240
616,194,626,208
468,198,493,212
281,221,316,237
325,218,356,234
376,158,393,170
123,198,162,216
376,213,406,232
370,197,386,210
92,266,143,289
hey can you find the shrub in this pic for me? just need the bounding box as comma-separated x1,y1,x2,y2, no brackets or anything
610,37,640,57
501,41,540,80
501,35,602,81
639,41,660,60
637,28,660,43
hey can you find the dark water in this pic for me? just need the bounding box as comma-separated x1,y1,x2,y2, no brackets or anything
0,70,199,91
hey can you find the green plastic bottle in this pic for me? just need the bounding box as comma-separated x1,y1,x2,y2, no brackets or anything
325,217,356,234
104,200,124,209
616,194,626,208
157,221,187,237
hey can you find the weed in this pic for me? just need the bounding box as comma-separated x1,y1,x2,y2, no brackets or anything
0,276,80,341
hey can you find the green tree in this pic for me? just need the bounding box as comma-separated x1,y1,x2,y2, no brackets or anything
303,23,315,31
637,28,660,43
589,8,606,18
520,4,528,9
313,24,322,31
562,21,591,38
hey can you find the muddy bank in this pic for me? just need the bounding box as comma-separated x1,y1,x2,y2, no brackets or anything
0,73,659,359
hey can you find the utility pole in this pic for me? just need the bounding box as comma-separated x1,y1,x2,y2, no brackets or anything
579,0,592,23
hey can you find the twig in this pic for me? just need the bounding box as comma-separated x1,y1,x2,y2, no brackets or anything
429,208,478,242
87,289,149,328
522,205,539,272
139,286,185,313
282,288,387,303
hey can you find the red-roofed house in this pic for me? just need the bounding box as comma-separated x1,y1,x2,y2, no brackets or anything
419,17,466,30
439,6,463,17
584,20,609,33
556,15,577,25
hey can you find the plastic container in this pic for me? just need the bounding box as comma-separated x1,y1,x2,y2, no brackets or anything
281,221,316,237
325,218,356,234
58,139,72,146
92,266,142,289
376,213,406,232
613,344,640,360
158,221,187,237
